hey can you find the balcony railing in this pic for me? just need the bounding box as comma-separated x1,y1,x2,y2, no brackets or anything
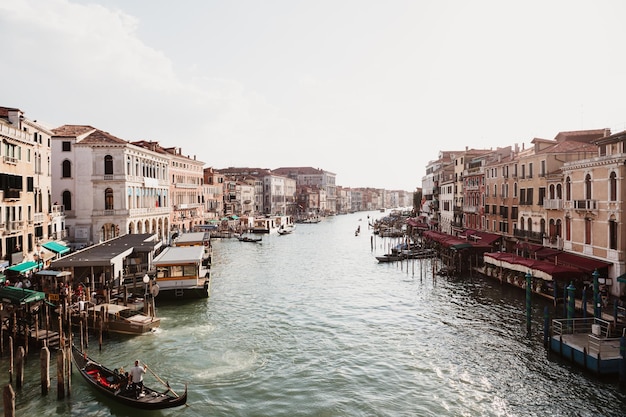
513,228,544,243
543,199,563,210
573,199,597,210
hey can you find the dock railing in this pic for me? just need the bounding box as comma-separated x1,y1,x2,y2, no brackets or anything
552,317,619,356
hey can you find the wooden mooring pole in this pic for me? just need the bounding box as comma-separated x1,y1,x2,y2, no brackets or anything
15,346,24,389
3,384,15,417
56,348,65,400
40,346,50,395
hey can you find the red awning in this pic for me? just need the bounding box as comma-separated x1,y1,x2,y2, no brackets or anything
545,252,611,274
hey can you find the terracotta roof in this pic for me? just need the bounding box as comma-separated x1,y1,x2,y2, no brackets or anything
272,167,324,175
80,129,127,144
52,125,96,137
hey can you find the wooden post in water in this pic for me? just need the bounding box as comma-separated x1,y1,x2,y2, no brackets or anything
15,346,24,389
56,349,65,399
8,337,14,383
11,312,17,345
99,306,104,351
0,319,4,357
40,346,50,395
58,315,64,350
3,384,15,417
65,344,71,398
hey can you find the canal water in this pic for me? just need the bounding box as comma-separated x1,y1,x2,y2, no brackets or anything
1,210,625,416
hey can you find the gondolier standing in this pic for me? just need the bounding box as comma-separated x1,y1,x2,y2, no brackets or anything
130,360,147,398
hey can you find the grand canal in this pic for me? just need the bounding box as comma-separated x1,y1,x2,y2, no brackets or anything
1,210,625,416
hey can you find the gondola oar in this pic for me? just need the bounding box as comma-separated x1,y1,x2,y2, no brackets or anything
141,362,179,398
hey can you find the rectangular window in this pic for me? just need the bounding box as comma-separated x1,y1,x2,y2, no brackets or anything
62,141,71,151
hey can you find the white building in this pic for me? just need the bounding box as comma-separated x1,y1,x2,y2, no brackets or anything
51,125,171,248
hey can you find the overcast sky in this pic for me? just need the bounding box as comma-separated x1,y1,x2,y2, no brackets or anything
2,1,626,192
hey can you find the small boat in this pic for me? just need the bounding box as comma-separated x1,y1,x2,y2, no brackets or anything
71,345,188,410
375,253,404,263
238,235,263,242
277,224,296,235
71,303,160,335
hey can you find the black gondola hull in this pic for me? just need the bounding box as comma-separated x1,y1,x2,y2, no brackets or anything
71,345,187,410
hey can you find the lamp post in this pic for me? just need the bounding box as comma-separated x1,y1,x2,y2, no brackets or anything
143,274,150,315
593,269,601,318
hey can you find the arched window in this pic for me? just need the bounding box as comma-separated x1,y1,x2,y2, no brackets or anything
556,183,562,199
104,155,113,175
62,190,72,210
105,188,114,210
565,177,571,201
585,173,592,199
609,171,617,201
609,216,618,250
62,160,71,178
527,217,532,232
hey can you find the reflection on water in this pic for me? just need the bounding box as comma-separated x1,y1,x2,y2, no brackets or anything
0,211,625,416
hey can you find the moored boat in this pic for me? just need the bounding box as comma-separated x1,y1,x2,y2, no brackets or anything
71,302,160,335
152,246,211,300
71,344,187,410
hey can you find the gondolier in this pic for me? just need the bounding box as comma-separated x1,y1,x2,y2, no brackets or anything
130,360,147,398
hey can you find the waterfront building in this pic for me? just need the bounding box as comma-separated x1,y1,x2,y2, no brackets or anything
263,173,295,215
161,145,205,235
0,106,66,268
561,129,626,296
272,167,337,215
438,173,455,234
202,167,224,221
51,126,171,247
462,147,512,231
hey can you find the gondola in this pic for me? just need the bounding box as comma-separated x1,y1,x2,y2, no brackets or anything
71,345,188,410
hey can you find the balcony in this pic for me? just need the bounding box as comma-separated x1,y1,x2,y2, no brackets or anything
3,156,17,165
34,213,45,224
513,228,544,243
129,207,170,217
543,199,563,210
573,199,597,210
92,209,129,217
9,220,24,230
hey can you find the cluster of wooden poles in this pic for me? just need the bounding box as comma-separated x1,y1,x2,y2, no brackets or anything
1,299,108,417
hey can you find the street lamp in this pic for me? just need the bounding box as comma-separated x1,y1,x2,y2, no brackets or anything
592,269,601,318
143,274,150,315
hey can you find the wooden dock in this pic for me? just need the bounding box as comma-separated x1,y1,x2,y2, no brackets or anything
549,317,624,375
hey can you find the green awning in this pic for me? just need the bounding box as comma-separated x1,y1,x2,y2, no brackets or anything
617,272,626,284
6,261,41,274
42,241,70,255
0,286,46,305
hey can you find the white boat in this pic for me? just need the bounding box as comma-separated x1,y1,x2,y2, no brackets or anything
72,302,160,335
277,224,296,235
152,246,211,300
252,215,293,234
